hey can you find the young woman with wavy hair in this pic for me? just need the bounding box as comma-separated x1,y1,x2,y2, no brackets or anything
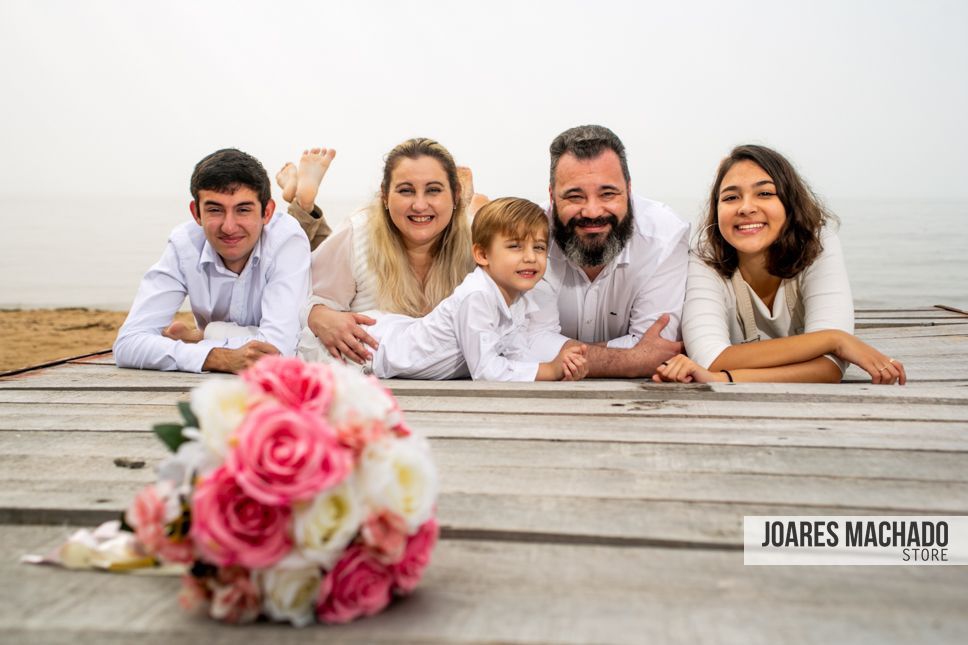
654,145,905,385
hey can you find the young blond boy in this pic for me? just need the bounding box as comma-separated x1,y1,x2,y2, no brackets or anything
344,197,587,381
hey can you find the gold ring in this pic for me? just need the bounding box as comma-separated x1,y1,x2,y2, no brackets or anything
877,366,888,372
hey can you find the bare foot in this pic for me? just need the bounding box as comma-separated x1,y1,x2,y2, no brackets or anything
163,321,203,343
276,162,297,203
295,147,336,212
469,193,490,218
457,166,474,209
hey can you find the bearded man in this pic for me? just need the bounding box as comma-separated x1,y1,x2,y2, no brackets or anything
528,125,689,377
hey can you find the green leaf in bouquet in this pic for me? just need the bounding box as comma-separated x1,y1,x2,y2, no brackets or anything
154,423,187,453
177,400,199,429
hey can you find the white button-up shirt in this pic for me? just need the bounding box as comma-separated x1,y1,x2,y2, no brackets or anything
368,267,542,381
528,194,690,356
114,213,310,372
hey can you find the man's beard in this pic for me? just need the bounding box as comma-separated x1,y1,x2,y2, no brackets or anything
552,198,635,268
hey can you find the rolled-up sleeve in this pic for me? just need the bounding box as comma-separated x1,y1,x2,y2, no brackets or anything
682,254,733,369
113,243,217,373
523,278,569,361
457,293,539,382
607,225,689,349
802,230,854,373
304,225,358,323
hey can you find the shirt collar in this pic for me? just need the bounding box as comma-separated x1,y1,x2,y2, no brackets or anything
198,235,263,275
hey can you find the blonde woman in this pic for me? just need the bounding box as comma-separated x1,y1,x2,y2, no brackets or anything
287,138,475,363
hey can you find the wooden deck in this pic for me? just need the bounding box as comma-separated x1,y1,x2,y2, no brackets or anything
2,306,967,644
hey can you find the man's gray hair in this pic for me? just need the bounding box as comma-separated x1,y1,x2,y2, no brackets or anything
549,124,631,186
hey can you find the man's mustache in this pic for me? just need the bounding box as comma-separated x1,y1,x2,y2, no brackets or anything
567,215,619,230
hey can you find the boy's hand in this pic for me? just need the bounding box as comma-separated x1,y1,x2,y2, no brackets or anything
557,343,588,381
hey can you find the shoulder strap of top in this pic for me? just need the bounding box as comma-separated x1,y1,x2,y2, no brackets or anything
730,270,761,343
732,269,805,344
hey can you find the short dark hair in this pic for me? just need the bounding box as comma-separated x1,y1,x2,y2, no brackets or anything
190,148,272,211
549,124,631,186
698,144,835,279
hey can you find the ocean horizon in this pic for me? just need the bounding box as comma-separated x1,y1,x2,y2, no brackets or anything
2,194,965,311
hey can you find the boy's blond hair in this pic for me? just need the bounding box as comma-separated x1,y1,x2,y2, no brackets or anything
471,198,549,254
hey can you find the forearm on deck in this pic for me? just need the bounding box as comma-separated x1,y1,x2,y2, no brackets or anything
728,356,842,383
579,343,656,379
708,330,842,372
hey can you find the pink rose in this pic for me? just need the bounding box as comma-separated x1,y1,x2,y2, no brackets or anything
242,356,333,414
316,545,393,624
227,403,352,506
125,483,194,564
361,510,409,565
179,573,211,613
190,466,293,569
209,566,261,624
391,518,438,594
335,418,386,456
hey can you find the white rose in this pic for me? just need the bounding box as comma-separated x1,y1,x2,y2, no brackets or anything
326,362,397,428
155,440,218,497
189,378,250,456
293,478,363,569
358,435,437,532
258,557,321,628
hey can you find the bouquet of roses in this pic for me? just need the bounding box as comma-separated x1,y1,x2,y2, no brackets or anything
124,356,439,626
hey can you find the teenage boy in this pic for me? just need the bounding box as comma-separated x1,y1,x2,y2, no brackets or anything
114,148,310,373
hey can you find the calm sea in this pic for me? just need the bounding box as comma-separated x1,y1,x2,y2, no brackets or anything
1,195,965,311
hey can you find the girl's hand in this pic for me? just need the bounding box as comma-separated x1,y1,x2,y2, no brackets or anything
652,354,728,384
307,305,378,363
832,332,906,385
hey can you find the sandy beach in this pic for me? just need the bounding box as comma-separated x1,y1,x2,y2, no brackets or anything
0,309,195,373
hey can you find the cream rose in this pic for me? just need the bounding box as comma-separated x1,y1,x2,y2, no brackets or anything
358,436,437,532
293,479,364,569
189,379,250,456
258,557,321,628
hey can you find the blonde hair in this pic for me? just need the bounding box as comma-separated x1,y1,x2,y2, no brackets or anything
471,197,548,257
367,138,474,316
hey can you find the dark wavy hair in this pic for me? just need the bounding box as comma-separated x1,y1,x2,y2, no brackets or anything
697,144,835,279
190,148,272,211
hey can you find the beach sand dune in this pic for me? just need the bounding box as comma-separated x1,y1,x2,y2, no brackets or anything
0,309,195,373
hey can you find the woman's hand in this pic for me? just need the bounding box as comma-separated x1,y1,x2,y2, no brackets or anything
832,332,906,385
652,354,728,384
307,305,378,363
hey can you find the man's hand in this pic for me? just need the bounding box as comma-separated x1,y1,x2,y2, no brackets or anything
202,341,279,373
631,314,684,376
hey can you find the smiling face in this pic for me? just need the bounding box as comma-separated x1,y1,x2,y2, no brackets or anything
716,160,787,266
474,228,548,306
384,155,456,251
190,186,274,274
550,150,633,268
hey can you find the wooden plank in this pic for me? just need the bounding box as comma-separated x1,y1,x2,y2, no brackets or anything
4,431,965,483
3,404,968,451
2,436,966,533
5,379,968,404
3,526,967,644
2,397,966,433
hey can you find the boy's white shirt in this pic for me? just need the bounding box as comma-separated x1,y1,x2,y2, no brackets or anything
365,267,550,381
113,213,311,373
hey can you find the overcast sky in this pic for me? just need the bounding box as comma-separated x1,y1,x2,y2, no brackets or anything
1,0,966,207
